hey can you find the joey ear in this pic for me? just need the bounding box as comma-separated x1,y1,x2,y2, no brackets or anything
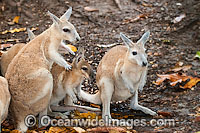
27,28,35,41
137,31,150,46
60,7,72,21
47,11,61,25
79,47,85,60
120,33,133,48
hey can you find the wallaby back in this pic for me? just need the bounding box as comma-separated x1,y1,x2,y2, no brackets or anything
1,43,25,76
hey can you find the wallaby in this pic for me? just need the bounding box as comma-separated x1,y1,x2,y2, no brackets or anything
80,31,157,122
0,76,11,130
1,29,74,76
5,7,80,132
50,48,100,116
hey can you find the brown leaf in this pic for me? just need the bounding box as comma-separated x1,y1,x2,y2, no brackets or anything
90,103,101,109
0,43,13,49
155,73,200,89
181,77,200,89
155,73,190,86
157,111,172,117
170,65,192,72
84,6,99,12
73,127,86,133
194,116,200,122
87,127,127,132
13,16,20,23
48,127,68,133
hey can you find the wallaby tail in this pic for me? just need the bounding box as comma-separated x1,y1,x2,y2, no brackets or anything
80,89,101,104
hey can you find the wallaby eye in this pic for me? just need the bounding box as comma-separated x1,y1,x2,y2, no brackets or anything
81,67,88,71
63,28,70,33
132,51,137,55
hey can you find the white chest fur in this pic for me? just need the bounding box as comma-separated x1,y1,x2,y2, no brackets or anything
112,61,144,102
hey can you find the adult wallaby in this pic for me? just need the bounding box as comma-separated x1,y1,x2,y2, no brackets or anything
0,76,10,131
5,7,80,132
80,31,157,122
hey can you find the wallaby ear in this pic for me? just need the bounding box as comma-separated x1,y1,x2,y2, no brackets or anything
78,47,85,60
137,31,150,46
60,7,72,21
47,11,61,25
120,33,133,48
27,28,35,41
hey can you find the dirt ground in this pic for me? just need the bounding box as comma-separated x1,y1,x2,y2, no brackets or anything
0,0,200,132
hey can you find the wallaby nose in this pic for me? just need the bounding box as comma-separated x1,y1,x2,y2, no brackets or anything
142,62,147,67
76,37,80,42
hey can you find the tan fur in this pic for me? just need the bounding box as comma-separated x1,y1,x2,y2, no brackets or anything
50,57,93,106
80,32,157,122
1,43,26,76
0,76,11,123
5,8,80,132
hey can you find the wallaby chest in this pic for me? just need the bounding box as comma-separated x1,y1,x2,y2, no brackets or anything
112,60,144,101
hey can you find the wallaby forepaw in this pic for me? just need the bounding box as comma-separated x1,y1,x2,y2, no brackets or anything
65,64,72,70
69,50,75,55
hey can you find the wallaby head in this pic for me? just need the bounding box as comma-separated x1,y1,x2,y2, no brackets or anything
48,7,80,44
120,31,150,67
72,48,94,80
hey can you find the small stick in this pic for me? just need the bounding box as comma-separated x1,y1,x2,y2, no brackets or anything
51,105,102,115
114,0,122,10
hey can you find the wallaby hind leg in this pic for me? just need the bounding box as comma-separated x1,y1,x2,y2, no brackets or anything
100,77,114,122
130,90,157,116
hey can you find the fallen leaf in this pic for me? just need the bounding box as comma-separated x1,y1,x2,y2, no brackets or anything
194,51,200,59
155,73,200,89
10,130,21,133
170,65,192,72
194,116,200,122
0,43,13,49
181,77,200,89
90,103,101,109
66,44,77,52
84,6,99,12
13,16,20,23
123,14,147,24
157,111,172,117
1,27,38,34
87,127,127,132
48,127,68,133
73,127,86,133
172,13,186,23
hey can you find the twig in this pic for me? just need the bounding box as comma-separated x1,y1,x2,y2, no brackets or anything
97,43,121,48
114,0,122,10
51,105,101,115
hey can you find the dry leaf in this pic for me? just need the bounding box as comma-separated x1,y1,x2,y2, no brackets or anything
87,127,126,132
157,111,172,117
84,6,99,12
170,65,192,72
172,13,186,23
155,73,200,89
66,44,77,52
1,27,38,34
13,16,20,23
73,127,86,133
48,127,68,133
181,77,200,89
10,130,21,133
0,44,13,49
90,103,101,109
